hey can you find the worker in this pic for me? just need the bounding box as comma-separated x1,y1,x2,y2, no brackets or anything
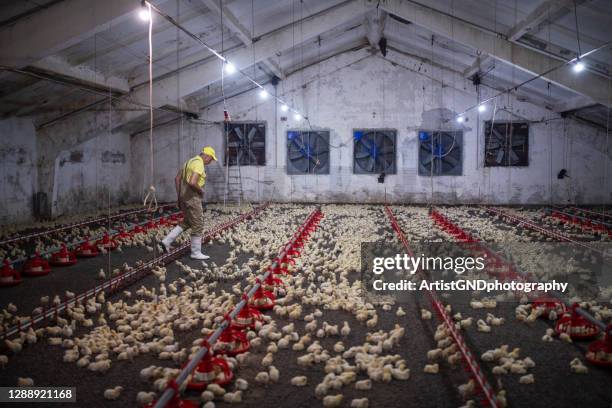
161,146,217,259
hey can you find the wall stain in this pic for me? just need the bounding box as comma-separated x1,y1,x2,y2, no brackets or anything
101,150,126,164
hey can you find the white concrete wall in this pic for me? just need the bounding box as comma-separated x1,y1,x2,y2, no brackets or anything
0,118,38,224
134,48,611,205
52,131,131,217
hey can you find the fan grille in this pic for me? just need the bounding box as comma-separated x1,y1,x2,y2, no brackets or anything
484,121,529,167
353,129,397,174
225,122,266,166
287,131,330,174
418,130,463,176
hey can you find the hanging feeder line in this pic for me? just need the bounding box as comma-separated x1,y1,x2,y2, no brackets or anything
550,206,612,227
566,206,612,221
0,204,269,341
142,0,307,120
486,207,612,260
2,208,182,268
430,208,611,363
0,204,176,248
152,208,323,408
384,205,499,408
544,208,612,235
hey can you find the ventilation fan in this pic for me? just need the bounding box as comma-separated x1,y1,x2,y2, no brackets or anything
418,130,463,176
484,122,528,167
353,129,396,174
225,122,266,166
287,131,330,174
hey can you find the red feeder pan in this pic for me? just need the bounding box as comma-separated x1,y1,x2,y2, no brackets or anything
76,240,99,258
249,286,275,310
169,214,182,225
532,297,566,318
213,326,250,356
96,234,118,251
22,252,51,276
232,303,263,330
114,228,132,241
263,273,285,295
586,324,612,367
144,220,158,231
185,351,233,390
145,395,199,408
50,245,77,266
555,304,600,340
0,260,22,286
132,225,146,235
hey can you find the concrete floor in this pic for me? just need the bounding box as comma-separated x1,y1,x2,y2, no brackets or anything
0,204,611,408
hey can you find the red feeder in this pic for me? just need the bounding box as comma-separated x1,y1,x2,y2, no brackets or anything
132,225,146,235
555,304,600,340
249,285,275,310
22,252,51,276
169,214,182,225
532,297,566,318
114,228,132,241
144,220,158,231
213,326,250,356
50,245,77,266
0,260,22,286
262,273,285,295
586,324,612,367
96,234,118,251
185,350,233,390
76,240,99,258
232,300,263,330
158,216,171,226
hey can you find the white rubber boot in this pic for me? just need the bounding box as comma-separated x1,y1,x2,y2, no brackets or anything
161,226,183,253
190,236,210,260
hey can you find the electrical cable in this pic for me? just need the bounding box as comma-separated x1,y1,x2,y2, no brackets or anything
143,2,158,213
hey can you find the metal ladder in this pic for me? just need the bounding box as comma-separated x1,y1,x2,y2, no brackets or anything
223,161,244,207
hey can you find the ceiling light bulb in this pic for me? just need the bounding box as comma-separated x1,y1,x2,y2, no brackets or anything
281,104,289,112
456,116,465,123
225,62,236,75
294,113,302,121
259,89,269,99
138,8,151,21
573,60,585,73
478,104,486,113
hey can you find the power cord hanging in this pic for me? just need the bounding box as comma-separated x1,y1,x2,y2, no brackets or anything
143,2,158,213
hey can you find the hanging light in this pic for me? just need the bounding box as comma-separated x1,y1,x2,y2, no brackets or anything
138,8,151,21
573,59,585,73
294,112,302,121
224,61,236,75
456,116,465,123
259,88,269,99
478,104,487,113
280,104,289,112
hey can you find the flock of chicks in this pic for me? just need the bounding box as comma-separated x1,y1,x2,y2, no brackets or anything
1,203,611,408
389,206,611,402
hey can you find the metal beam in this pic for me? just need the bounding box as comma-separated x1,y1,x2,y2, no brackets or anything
199,0,285,79
199,0,252,46
552,95,597,113
0,0,145,68
262,58,285,79
507,0,573,41
463,55,495,79
116,0,365,126
379,0,612,108
29,56,130,93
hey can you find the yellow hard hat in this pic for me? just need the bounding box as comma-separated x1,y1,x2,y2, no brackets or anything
202,146,217,161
